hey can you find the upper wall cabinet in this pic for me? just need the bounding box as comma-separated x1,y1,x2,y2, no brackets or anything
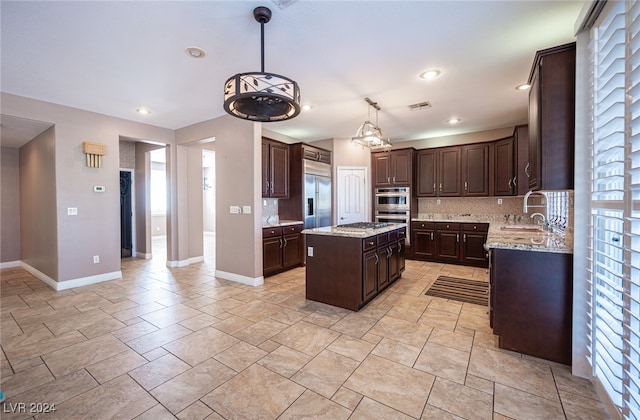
372,149,414,188
494,137,516,196
527,43,576,191
262,137,289,198
462,143,490,196
438,147,462,197
416,149,437,197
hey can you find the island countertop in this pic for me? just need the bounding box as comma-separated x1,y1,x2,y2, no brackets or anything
302,223,407,239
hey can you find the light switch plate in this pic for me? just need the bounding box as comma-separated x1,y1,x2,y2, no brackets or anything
229,205,241,214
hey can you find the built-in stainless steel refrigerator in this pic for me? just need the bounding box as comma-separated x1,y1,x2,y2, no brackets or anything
303,160,331,229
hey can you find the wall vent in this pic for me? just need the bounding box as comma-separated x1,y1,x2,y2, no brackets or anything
408,101,432,111
271,0,299,9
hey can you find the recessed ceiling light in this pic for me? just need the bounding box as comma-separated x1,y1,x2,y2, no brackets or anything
301,104,312,111
516,83,531,91
185,46,206,59
419,69,441,80
136,108,151,115
447,117,461,124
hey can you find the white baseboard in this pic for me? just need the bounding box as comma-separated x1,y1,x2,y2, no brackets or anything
166,256,204,268
136,252,152,259
215,269,264,287
20,262,121,291
0,260,21,269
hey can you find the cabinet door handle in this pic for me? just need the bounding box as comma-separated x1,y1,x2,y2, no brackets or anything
387,246,392,257
398,242,402,253
387,177,390,184
279,238,284,248
512,176,518,187
431,232,434,240
393,176,396,184
375,253,379,264
524,163,530,178
464,181,468,191
433,183,436,192
456,233,460,242
463,233,467,242
283,237,288,247
508,178,512,189
439,183,443,192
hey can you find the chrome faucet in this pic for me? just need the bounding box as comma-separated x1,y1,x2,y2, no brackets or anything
523,190,547,213
530,212,550,231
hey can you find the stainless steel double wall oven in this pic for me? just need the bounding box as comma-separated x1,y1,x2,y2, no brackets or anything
374,187,411,244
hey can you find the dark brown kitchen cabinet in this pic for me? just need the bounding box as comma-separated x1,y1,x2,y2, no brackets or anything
262,224,303,277
462,143,490,196
438,147,462,197
461,223,489,265
302,144,332,164
305,226,406,311
262,137,289,198
411,221,488,268
416,150,437,197
372,149,414,188
514,125,530,195
412,221,436,259
494,137,516,196
435,223,460,262
490,248,572,364
527,43,575,191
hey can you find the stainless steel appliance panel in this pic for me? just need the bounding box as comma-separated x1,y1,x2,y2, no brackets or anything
303,160,332,229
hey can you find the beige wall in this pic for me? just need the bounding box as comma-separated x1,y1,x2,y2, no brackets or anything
134,143,165,257
2,93,174,286
1,147,21,263
19,126,58,279
397,126,513,150
175,115,262,283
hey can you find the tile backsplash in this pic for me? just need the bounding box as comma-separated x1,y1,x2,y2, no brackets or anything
418,196,524,216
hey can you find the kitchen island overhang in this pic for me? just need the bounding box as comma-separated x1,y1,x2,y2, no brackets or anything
302,223,407,311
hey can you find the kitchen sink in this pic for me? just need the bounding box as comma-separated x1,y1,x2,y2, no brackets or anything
499,225,545,233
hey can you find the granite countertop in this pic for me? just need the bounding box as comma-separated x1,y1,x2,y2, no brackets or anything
262,219,304,228
412,214,573,254
302,223,407,239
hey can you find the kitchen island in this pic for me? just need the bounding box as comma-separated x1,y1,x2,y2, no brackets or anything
302,223,406,311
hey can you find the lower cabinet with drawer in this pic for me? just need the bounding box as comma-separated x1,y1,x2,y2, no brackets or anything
262,223,303,277
411,221,488,268
305,226,406,311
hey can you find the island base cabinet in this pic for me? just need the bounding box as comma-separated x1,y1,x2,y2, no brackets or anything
305,227,405,311
491,248,573,365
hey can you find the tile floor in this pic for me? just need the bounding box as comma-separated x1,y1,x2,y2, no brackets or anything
0,256,610,419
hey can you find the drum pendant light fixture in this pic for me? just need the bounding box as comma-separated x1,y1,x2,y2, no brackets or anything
223,6,301,122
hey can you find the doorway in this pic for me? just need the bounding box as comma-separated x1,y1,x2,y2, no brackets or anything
336,166,369,225
202,149,216,266
120,170,133,257
150,148,167,260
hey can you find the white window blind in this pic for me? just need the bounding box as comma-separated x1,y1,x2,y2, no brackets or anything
587,1,640,418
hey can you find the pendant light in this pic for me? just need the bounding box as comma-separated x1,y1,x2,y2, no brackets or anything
351,98,392,151
223,6,301,122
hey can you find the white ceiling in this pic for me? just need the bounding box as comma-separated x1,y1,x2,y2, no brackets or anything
0,0,586,147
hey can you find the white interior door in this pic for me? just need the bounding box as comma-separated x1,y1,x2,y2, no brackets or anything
336,166,368,225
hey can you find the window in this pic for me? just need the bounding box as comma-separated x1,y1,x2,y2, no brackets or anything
585,1,640,417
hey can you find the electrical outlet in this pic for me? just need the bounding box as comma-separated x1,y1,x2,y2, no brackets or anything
67,207,78,215
497,199,503,205
307,246,314,257
436,199,441,205
243,205,251,214
93,255,100,263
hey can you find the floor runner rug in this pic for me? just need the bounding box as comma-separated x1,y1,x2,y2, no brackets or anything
425,276,488,306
